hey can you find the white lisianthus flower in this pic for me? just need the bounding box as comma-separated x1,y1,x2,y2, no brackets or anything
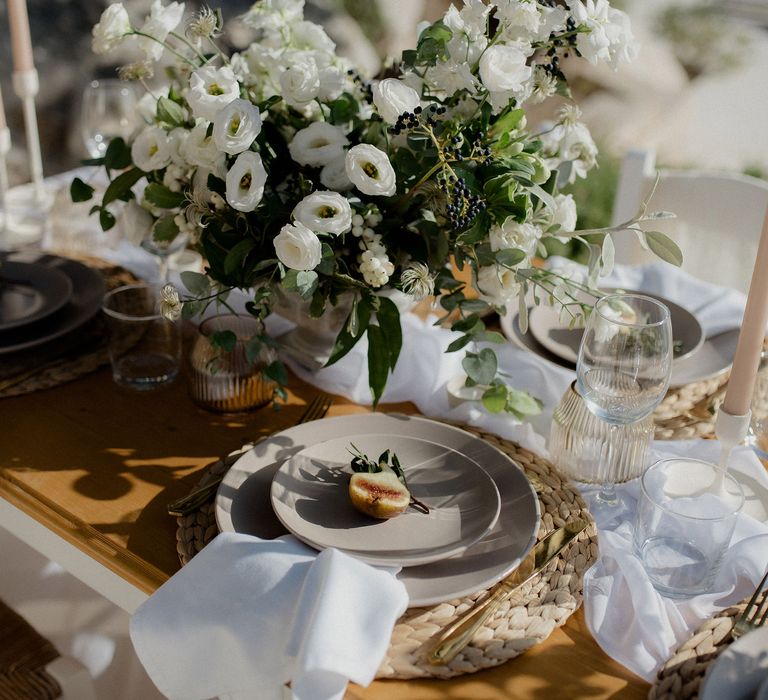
605,7,638,66
571,0,636,66
136,92,159,123
159,284,182,321
182,120,226,177
495,0,541,33
319,156,354,191
540,105,599,182
167,127,189,165
477,265,521,307
187,66,240,122
372,79,421,125
345,144,396,197
120,200,154,245
131,126,172,172
225,151,268,212
489,219,542,256
479,44,533,112
92,3,132,55
425,62,478,96
280,55,320,109
292,191,352,235
137,0,185,61
274,222,322,271
213,99,262,155
289,122,348,167
551,193,578,233
242,0,304,33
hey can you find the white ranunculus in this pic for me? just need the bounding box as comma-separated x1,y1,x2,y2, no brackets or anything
92,3,132,55
372,78,421,125
479,43,533,96
131,126,172,172
280,55,320,109
186,65,241,122
137,0,185,61
288,122,348,167
319,156,353,191
274,222,322,271
213,99,262,155
225,151,268,212
345,144,396,197
121,200,154,245
489,219,542,256
292,191,352,235
182,120,225,177
477,265,521,307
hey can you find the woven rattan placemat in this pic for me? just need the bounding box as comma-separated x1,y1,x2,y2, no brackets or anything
0,255,140,398
175,422,598,680
649,599,757,700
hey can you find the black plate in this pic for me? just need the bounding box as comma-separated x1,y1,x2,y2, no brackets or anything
0,262,73,331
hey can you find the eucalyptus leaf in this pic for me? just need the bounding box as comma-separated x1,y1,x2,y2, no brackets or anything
506,389,543,418
264,360,289,386
296,270,319,299
482,383,508,413
601,234,615,277
211,330,237,352
180,271,211,296
462,348,497,386
495,248,526,268
446,334,473,353
644,231,683,266
153,215,179,243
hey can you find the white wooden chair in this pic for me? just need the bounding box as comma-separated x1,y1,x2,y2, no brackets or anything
610,149,768,293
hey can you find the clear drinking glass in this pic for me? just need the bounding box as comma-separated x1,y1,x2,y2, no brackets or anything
80,79,139,158
576,294,673,517
102,284,181,390
635,458,744,597
188,315,277,413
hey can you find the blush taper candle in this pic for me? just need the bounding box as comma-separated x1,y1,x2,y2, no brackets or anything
8,0,35,73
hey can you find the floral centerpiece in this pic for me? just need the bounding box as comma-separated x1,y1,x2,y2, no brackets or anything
74,0,680,414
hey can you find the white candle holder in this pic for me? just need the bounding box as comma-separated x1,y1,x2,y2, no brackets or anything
4,68,53,247
0,127,9,249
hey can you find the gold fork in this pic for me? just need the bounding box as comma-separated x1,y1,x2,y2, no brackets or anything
167,393,333,516
654,383,728,431
732,569,768,639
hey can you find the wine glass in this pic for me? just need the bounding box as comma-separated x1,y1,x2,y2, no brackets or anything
141,234,190,285
80,79,139,157
576,293,673,521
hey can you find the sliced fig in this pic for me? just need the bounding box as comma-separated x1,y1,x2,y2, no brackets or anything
349,470,411,519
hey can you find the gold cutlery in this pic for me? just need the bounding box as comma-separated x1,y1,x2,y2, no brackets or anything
426,518,589,665
655,383,728,431
167,393,333,516
732,569,768,639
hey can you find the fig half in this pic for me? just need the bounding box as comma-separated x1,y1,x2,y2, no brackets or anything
349,470,411,519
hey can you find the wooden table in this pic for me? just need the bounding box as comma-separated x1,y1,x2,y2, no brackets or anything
0,365,649,699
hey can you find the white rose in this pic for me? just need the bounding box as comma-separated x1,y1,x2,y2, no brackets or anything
280,55,320,109
131,126,172,172
182,120,226,177
225,151,268,212
213,98,262,155
489,219,542,256
345,144,396,197
92,3,132,55
274,222,322,271
288,122,348,167
319,155,353,191
477,265,521,307
137,0,185,61
120,200,154,245
187,66,241,122
479,44,532,96
372,78,421,125
317,67,347,102
292,191,352,235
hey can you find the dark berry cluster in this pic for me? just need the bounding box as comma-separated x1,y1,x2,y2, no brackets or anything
346,68,373,102
387,103,448,135
440,175,486,231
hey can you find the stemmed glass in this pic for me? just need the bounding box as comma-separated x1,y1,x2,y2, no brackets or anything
80,79,138,158
141,234,190,285
576,293,673,520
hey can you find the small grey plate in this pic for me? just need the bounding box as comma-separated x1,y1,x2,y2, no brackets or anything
0,262,73,331
700,627,768,700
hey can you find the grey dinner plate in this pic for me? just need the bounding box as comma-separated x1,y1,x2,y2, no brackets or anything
0,254,106,354
0,261,73,331
215,413,540,607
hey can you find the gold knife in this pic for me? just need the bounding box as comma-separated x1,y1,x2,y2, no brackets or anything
426,518,590,665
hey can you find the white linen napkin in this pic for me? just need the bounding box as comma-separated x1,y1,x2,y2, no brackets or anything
582,440,768,682
129,533,408,700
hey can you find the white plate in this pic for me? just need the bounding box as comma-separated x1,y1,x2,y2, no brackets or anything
501,308,738,389
527,292,704,366
700,627,768,700
270,434,501,567
215,413,540,607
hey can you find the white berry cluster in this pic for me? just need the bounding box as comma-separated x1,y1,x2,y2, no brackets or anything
352,208,394,288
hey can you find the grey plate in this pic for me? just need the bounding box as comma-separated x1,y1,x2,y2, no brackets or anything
700,627,768,700
215,413,540,607
528,291,705,365
0,262,73,331
0,255,106,355
501,309,738,389
270,434,501,567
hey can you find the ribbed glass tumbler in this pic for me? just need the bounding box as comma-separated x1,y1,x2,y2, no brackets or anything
188,315,276,413
549,380,654,484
